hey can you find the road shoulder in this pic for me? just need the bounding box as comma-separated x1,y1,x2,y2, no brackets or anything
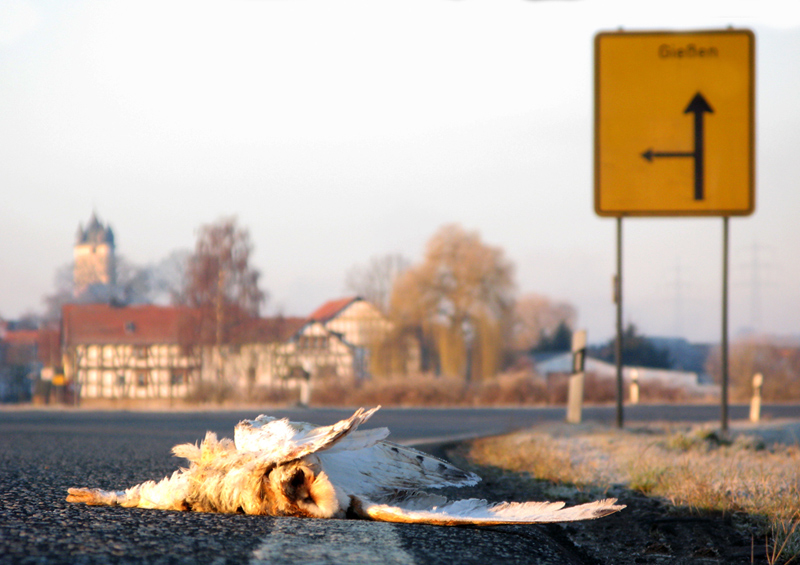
430,419,800,565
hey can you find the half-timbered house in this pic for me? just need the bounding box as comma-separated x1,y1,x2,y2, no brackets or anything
210,316,307,391
61,304,202,400
274,297,397,383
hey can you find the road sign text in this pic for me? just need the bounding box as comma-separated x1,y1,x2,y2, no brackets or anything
658,43,719,58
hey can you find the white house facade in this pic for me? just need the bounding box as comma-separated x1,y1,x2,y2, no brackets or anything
62,304,201,401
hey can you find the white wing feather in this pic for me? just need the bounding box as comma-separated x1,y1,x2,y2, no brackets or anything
355,496,625,526
323,427,391,453
234,406,381,464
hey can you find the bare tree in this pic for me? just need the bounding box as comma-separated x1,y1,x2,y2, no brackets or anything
115,255,150,305
156,250,191,305
345,253,410,313
511,293,577,352
42,263,76,321
42,251,191,321
122,250,191,306
177,217,266,346
390,224,515,381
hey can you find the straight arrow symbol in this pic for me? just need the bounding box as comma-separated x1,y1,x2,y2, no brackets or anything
641,92,714,201
685,93,713,201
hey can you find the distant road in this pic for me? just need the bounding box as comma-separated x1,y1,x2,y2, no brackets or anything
2,402,799,444
1,404,798,564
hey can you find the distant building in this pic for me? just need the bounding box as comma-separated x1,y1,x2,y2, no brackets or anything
73,212,116,300
62,303,202,401
532,351,718,397
200,297,416,395
648,337,712,382
56,297,418,404
0,327,40,402
0,319,62,403
279,297,398,382
205,315,307,390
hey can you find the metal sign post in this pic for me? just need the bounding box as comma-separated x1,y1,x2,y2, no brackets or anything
721,216,730,431
594,29,754,431
615,218,624,429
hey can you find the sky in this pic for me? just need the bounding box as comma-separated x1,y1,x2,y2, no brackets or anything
1,0,798,344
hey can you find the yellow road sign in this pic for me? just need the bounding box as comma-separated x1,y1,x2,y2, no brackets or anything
594,29,755,216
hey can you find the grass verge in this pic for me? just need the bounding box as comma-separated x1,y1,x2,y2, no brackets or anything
464,423,800,564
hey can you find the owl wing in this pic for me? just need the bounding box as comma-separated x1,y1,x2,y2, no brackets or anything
352,494,625,526
233,406,382,464
235,407,479,497
317,440,480,499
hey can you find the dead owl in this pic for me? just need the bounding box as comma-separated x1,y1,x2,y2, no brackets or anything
66,407,624,525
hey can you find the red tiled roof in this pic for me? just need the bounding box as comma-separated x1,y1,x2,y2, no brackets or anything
61,304,201,346
2,330,39,345
1,330,40,365
307,297,360,324
228,316,307,344
1,327,62,366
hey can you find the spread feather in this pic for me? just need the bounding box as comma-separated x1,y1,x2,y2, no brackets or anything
67,407,625,525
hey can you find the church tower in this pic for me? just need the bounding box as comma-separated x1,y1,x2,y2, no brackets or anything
73,212,116,299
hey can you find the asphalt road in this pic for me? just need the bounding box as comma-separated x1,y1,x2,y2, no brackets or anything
1,404,798,564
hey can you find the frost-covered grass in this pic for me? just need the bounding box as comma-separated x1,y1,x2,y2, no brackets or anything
467,423,800,564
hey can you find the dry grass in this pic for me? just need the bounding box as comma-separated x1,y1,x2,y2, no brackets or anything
144,369,696,408
307,370,693,407
467,424,800,564
309,371,553,407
